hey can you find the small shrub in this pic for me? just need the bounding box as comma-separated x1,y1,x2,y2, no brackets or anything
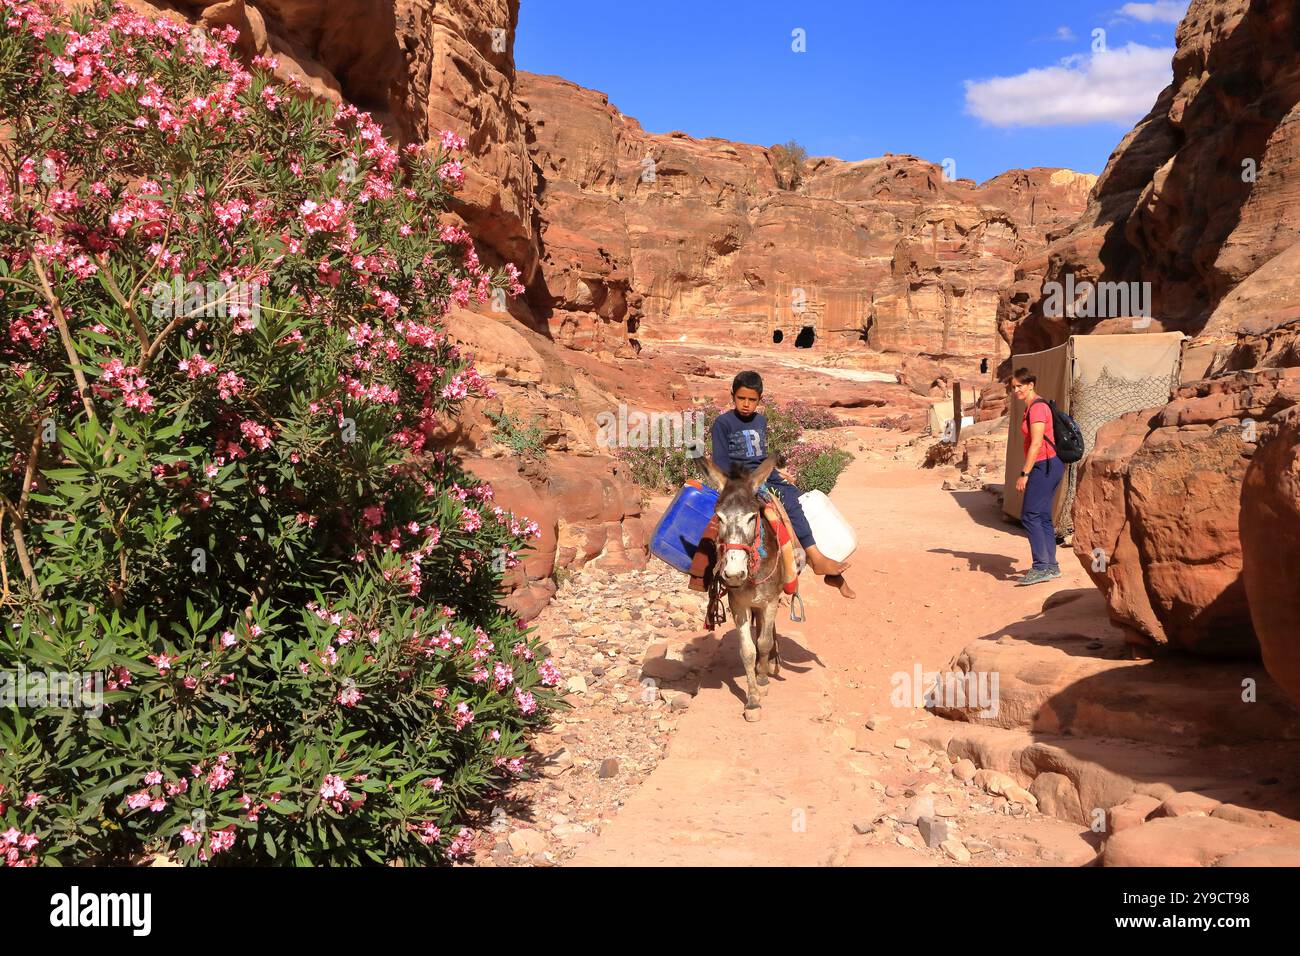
485,408,546,460
770,140,808,191
783,443,853,495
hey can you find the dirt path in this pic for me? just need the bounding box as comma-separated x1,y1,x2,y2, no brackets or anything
567,427,1100,866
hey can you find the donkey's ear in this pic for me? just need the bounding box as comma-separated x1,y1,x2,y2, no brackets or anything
747,455,778,491
699,455,729,490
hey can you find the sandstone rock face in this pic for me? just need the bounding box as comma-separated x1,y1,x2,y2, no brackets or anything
438,307,706,619
520,73,1092,361
1241,405,1300,706
1005,0,1300,356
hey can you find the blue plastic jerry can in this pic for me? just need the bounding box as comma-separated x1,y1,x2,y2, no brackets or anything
650,483,720,574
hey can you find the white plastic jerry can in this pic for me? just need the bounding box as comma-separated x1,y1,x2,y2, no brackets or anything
797,489,857,563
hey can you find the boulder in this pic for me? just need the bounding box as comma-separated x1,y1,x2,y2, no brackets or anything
1073,370,1300,656
1241,406,1300,707
1103,816,1282,867
1030,773,1085,825
1107,794,1162,834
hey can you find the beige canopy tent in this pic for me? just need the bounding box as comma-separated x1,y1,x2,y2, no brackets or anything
1002,332,1185,533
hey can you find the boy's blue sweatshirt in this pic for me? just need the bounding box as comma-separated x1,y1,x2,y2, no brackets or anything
711,409,771,477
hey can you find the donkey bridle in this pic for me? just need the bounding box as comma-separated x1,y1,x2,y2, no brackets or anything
717,506,781,586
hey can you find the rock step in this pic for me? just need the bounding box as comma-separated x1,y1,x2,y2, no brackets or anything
929,589,1300,748
920,719,1300,841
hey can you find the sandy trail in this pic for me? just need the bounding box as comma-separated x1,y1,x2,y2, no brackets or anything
568,427,1097,866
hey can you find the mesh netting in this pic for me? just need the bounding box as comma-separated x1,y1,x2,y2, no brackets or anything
1061,366,1178,535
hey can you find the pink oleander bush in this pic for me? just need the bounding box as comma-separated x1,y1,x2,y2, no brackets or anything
782,399,841,432
0,0,560,866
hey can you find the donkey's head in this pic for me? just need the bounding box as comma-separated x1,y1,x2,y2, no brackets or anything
701,455,778,588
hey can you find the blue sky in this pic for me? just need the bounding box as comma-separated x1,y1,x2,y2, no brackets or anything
516,0,1188,184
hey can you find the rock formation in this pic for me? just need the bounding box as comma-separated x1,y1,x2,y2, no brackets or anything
992,0,1300,694
520,72,1093,361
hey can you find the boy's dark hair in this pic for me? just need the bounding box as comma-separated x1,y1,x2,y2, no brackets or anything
1012,367,1036,387
731,370,763,396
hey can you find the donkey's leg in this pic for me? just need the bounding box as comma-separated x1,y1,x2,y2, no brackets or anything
734,603,762,720
753,605,771,687
756,610,777,683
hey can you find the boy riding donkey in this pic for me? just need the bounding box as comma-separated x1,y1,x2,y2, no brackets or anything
703,371,855,599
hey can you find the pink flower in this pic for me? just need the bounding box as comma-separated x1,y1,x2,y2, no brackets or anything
446,827,474,859
493,662,514,690
452,702,474,730
298,197,347,234
150,653,173,674
337,685,363,707
208,826,236,855
206,754,235,792
144,771,163,786
514,686,537,715
411,821,441,845
179,826,200,845
179,353,216,378
216,371,245,400
538,658,562,687
320,774,347,801
459,507,481,533
437,160,465,188
126,791,152,810
238,419,274,451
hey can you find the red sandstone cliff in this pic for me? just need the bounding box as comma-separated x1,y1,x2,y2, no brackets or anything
520,72,1094,363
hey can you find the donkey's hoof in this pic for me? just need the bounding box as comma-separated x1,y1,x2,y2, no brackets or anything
743,706,763,722
756,673,769,687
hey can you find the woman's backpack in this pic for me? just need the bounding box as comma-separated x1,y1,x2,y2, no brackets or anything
1030,398,1085,464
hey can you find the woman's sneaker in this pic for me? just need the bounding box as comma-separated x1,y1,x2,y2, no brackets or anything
1017,568,1052,587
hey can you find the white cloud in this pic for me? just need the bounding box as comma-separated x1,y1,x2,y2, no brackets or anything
1118,1,1189,24
963,43,1173,127
1056,26,1076,41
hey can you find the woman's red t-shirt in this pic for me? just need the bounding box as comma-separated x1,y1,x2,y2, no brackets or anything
1022,400,1056,462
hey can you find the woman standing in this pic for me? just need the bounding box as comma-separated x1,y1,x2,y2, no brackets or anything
1011,368,1064,586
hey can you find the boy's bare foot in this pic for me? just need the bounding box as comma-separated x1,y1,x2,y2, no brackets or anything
808,557,852,576
804,545,850,578
825,574,856,599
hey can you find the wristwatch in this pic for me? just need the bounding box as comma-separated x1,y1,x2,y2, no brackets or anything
1020,470,1030,477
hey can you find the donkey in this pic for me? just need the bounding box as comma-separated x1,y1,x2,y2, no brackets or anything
702,454,798,722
